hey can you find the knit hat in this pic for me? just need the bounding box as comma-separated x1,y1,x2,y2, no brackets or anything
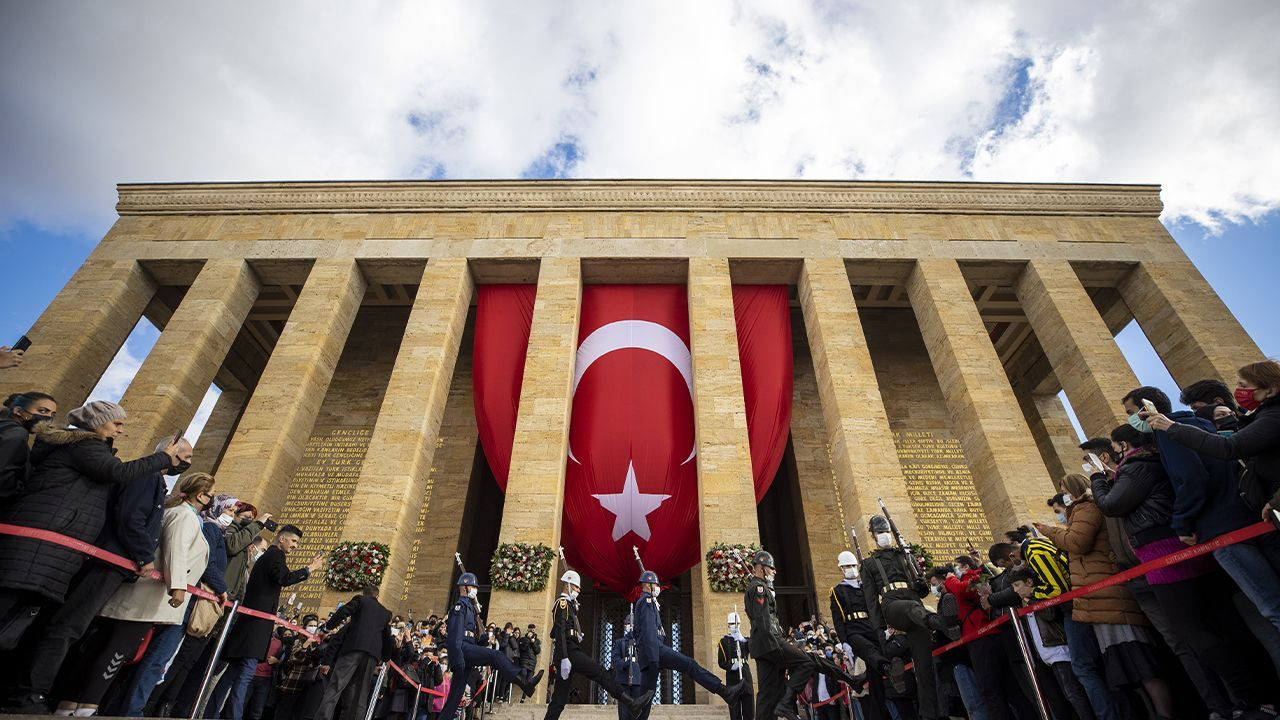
67,400,126,430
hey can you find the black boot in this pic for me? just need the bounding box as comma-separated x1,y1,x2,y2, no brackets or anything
519,669,545,696
624,689,655,719
717,680,746,704
0,693,51,715
773,689,801,720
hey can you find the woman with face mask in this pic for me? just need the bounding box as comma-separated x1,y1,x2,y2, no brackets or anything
1036,473,1172,720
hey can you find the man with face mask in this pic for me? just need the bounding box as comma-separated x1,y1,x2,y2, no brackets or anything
545,571,651,720
862,516,950,720
0,392,57,504
630,570,745,720
829,551,888,720
717,612,753,720
437,573,544,720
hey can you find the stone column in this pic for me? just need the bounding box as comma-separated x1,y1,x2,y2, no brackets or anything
189,387,249,475
798,257,920,550
1017,390,1084,483
338,258,474,605
484,258,581,701
0,257,156,412
114,259,261,459
687,257,761,704
215,258,367,512
1118,261,1262,387
906,259,1055,532
1015,259,1137,439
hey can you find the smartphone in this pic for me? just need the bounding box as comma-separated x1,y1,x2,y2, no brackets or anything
1087,453,1106,474
391,627,401,638
263,518,279,532
1141,399,1158,415
13,335,31,353
1270,509,1280,532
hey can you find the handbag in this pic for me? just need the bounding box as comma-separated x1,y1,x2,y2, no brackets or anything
187,584,225,638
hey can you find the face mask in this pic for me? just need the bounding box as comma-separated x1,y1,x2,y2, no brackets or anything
1235,386,1261,412
217,513,234,527
168,460,192,476
765,572,775,587
1127,413,1152,433
842,567,859,580
20,414,50,432
728,624,740,634
1061,493,1073,507
824,650,833,658
1215,415,1239,432
953,564,965,576
874,532,894,549
568,590,579,600
1082,462,1097,474
1055,512,1067,524
306,625,319,633
467,588,478,599
930,584,942,597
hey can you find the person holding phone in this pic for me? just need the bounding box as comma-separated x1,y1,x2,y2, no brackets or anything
0,391,58,502
0,336,29,369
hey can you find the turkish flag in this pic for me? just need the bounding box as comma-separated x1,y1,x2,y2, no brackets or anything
561,285,699,596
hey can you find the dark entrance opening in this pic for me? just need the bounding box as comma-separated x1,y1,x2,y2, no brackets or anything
454,445,505,611
756,435,818,628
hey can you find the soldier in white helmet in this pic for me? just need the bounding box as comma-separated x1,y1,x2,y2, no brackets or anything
717,611,753,720
829,551,889,720
544,570,652,720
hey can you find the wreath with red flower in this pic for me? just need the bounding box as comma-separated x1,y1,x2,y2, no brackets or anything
490,542,555,592
705,542,761,593
326,541,391,592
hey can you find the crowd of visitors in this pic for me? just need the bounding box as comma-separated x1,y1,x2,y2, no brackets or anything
1,345,1279,720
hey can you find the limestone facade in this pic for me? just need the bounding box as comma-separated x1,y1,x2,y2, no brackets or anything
6,180,1264,703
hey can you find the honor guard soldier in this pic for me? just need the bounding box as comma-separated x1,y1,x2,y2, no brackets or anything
438,573,544,720
862,517,950,720
545,571,653,720
630,570,745,720
717,611,753,720
612,613,643,720
829,551,889,720
744,551,861,720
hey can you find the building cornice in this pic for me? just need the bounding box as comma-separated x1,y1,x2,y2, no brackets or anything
116,179,1163,217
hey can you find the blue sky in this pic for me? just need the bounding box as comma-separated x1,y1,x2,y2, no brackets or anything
2,1,1278,441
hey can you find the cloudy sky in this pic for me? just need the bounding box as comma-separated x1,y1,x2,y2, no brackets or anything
2,1,1278,442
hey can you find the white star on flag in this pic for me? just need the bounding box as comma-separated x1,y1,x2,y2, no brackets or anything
592,460,671,541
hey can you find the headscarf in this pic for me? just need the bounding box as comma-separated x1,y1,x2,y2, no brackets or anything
202,493,240,523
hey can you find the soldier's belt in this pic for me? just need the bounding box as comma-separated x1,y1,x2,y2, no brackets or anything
879,582,911,593
845,612,869,620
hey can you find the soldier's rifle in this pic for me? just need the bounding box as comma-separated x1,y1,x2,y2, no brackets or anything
455,551,483,618
876,497,921,580
847,526,865,565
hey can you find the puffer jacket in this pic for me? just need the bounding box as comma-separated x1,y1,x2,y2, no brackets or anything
1092,451,1176,547
0,425,170,602
1039,498,1149,626
1165,396,1280,513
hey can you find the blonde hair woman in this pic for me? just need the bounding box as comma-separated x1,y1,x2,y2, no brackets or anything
55,473,216,716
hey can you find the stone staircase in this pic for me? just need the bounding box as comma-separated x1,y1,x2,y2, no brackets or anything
485,703,730,720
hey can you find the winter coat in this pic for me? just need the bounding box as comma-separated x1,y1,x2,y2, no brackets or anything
0,414,33,501
322,593,393,660
1092,451,1176,547
1039,499,1149,626
0,426,170,602
1164,396,1280,513
501,631,521,663
94,469,168,578
519,634,541,674
99,504,209,624
198,521,229,595
221,544,310,660
1153,411,1255,540
223,518,266,599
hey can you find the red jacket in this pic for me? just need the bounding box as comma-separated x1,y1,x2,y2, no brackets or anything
944,570,992,639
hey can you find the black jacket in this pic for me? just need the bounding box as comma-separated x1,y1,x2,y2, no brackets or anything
94,470,167,577
0,414,33,501
1165,396,1280,512
501,631,521,663
323,594,393,660
0,426,169,602
743,577,783,658
1092,452,1176,546
519,634,541,673
222,545,310,660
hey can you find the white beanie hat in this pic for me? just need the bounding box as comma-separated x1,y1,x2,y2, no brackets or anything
67,400,127,430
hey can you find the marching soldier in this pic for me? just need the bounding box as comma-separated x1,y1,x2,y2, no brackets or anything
744,551,861,720
861,517,950,720
612,613,643,720
545,570,652,720
717,611,753,720
438,573,544,720
630,570,746,720
829,551,889,720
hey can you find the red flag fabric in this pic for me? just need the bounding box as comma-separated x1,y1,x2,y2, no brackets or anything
733,286,794,501
473,284,537,491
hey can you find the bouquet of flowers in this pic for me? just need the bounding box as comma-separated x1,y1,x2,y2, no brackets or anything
489,543,555,592
705,542,761,593
326,541,390,592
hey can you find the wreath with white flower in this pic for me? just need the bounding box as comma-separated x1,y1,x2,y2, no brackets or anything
326,541,390,592
705,542,761,593
489,542,555,592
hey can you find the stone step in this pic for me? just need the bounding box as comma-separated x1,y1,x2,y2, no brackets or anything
485,704,731,720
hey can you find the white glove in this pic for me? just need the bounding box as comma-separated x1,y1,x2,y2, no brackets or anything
560,658,571,679
731,659,743,670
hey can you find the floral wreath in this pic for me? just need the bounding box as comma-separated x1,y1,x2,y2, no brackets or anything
489,542,555,592
705,542,762,593
326,541,390,592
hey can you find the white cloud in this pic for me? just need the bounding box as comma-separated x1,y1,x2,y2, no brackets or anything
86,320,158,403
2,1,1278,233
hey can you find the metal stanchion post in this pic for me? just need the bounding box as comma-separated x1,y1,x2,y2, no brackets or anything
190,600,240,720
1007,608,1051,720
364,662,390,720
410,679,422,720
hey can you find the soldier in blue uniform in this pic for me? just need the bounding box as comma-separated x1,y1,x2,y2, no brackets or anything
437,573,544,720
717,611,753,720
545,571,652,720
630,570,746,720
612,613,644,720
